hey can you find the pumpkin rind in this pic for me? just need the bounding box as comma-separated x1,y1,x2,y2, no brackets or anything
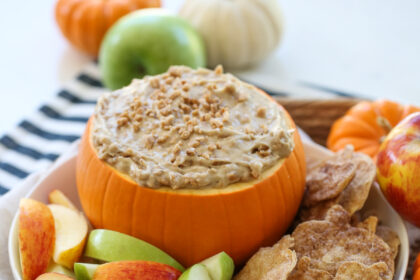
327,99,420,158
76,107,305,267
55,0,161,57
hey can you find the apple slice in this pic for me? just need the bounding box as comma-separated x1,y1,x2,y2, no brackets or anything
200,252,234,280
179,264,212,280
48,190,78,211
92,261,181,280
48,204,88,269
74,263,99,280
85,229,184,271
35,272,73,280
46,263,74,278
19,198,55,280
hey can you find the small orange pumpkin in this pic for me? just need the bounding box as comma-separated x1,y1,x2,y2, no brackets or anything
413,253,420,280
55,0,161,57
327,99,419,158
76,105,306,267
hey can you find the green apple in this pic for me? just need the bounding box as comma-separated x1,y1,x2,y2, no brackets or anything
179,264,211,280
201,252,234,280
74,263,98,280
84,229,184,272
46,263,75,278
99,8,206,90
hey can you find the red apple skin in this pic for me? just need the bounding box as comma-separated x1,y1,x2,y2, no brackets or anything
35,272,73,280
19,198,55,280
93,261,181,280
377,112,420,226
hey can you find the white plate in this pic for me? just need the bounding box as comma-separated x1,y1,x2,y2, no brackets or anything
8,142,409,279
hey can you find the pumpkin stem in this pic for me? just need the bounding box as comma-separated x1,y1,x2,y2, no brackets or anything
377,116,392,143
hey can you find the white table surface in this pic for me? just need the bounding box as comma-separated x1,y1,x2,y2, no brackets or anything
0,0,419,136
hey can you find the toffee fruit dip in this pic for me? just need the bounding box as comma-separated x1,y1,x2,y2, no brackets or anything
92,65,294,190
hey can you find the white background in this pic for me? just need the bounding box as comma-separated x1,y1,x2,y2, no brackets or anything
0,0,419,135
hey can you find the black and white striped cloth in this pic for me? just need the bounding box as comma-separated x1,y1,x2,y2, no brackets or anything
0,63,356,196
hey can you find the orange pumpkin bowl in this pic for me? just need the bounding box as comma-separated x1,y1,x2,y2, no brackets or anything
76,104,306,267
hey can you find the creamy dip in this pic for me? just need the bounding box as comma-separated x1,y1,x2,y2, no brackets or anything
92,66,294,190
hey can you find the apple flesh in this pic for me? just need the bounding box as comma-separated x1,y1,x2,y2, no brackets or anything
377,112,420,226
48,204,88,269
19,198,55,280
46,263,74,278
84,229,184,271
200,252,234,280
35,272,73,280
99,8,206,90
92,261,181,280
179,264,211,280
48,189,78,211
74,263,99,280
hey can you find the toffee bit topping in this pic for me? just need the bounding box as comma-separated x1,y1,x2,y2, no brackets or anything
256,106,267,118
93,65,294,190
214,65,224,75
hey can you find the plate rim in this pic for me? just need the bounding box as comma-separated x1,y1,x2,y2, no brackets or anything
7,153,409,280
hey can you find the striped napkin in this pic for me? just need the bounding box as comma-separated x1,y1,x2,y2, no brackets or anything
0,63,352,195
0,64,108,195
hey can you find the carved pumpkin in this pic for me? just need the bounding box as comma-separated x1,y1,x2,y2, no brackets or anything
76,102,305,267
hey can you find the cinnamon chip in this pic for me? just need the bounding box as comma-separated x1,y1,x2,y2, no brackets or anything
357,216,378,236
299,147,376,221
288,257,333,280
376,225,400,260
303,149,356,207
335,151,376,215
334,261,390,280
234,235,297,280
292,205,394,279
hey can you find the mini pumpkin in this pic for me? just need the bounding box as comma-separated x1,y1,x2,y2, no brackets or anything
76,103,305,267
178,0,283,69
55,0,161,57
327,99,419,158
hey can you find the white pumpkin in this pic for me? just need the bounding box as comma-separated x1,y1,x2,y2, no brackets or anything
179,0,284,69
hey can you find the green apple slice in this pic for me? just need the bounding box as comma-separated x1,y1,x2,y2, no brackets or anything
179,264,212,280
74,263,98,280
84,229,184,272
200,252,234,280
46,262,75,278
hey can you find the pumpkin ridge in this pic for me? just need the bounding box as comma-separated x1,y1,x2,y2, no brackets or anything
290,147,304,209
161,191,169,256
129,182,139,236
187,194,193,266
101,170,114,230
78,137,98,225
219,194,233,263
272,162,287,237
64,1,83,50
254,181,266,247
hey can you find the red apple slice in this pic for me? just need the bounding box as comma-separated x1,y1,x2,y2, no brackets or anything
93,261,181,280
35,272,73,280
48,204,88,269
19,198,55,280
48,190,78,211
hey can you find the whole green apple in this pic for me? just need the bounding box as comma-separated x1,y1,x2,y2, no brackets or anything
99,8,206,90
